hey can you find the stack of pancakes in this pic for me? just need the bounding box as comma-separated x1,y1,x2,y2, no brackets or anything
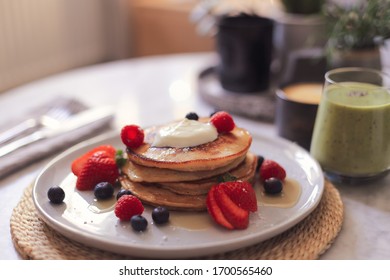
119,119,256,211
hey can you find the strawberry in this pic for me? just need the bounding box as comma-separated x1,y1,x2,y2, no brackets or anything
259,159,286,181
206,178,258,230
71,145,116,176
206,186,234,230
209,111,235,133
221,181,257,212
75,151,119,191
121,125,144,149
214,185,249,229
114,195,144,221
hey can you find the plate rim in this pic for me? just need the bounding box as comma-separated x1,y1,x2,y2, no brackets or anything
32,131,324,259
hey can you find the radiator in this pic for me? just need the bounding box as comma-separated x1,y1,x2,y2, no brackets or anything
0,0,128,93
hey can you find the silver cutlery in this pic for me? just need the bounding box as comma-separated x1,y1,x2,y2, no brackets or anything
0,104,73,146
0,105,114,158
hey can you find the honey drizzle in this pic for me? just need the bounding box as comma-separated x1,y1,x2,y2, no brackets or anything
256,178,302,208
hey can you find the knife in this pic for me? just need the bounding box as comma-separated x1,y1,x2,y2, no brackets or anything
0,105,114,158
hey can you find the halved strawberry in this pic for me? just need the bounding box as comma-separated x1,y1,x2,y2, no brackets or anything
214,185,249,229
221,181,257,212
206,186,234,230
76,151,119,191
71,145,116,176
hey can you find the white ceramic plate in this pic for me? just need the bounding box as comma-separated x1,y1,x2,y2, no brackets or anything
33,131,324,259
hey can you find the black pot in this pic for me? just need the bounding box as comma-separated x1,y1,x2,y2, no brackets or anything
281,0,324,14
216,14,274,93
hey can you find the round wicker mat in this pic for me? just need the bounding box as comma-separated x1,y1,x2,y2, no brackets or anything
10,180,343,260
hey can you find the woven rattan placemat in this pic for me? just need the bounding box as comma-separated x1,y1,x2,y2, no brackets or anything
10,180,343,260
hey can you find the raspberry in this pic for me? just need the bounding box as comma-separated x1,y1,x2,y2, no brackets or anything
121,125,144,149
114,195,144,221
209,111,235,133
259,159,287,181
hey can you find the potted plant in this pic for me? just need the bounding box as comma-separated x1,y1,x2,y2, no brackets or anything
325,0,390,70
274,0,327,84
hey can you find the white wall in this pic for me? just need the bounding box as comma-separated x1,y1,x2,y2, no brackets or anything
0,0,131,93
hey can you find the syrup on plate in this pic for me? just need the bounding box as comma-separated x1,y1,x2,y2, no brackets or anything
61,174,301,231
256,179,301,208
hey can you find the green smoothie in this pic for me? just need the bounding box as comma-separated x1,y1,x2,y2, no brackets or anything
310,82,390,176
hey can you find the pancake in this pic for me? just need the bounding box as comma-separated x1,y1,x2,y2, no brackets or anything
120,117,255,211
119,177,207,211
126,124,252,172
158,153,257,195
119,153,257,211
122,153,247,183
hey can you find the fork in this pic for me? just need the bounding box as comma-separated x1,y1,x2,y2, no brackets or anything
0,106,71,146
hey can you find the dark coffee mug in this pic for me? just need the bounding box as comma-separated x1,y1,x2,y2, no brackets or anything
275,83,322,150
216,14,274,93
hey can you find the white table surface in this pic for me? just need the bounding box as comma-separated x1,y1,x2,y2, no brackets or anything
0,52,389,260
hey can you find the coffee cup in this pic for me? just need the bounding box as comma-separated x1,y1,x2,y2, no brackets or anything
275,83,322,150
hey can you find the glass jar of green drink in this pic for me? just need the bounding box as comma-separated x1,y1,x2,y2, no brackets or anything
310,68,390,183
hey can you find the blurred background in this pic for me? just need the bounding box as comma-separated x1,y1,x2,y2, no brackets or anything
0,0,389,94
0,0,215,93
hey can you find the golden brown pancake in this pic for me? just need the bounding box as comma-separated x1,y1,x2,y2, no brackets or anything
126,124,252,172
119,153,257,211
122,153,246,183
119,177,207,211
120,118,255,211
158,153,257,195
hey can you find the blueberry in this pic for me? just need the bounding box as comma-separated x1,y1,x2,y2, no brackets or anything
152,206,170,224
94,182,114,200
256,155,265,170
185,112,199,121
263,178,283,194
47,186,65,204
116,189,132,200
131,215,148,231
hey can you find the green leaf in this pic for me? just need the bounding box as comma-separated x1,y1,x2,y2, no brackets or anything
217,173,237,183
115,149,127,168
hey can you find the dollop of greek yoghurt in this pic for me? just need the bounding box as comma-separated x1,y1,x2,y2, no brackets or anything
152,119,218,148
